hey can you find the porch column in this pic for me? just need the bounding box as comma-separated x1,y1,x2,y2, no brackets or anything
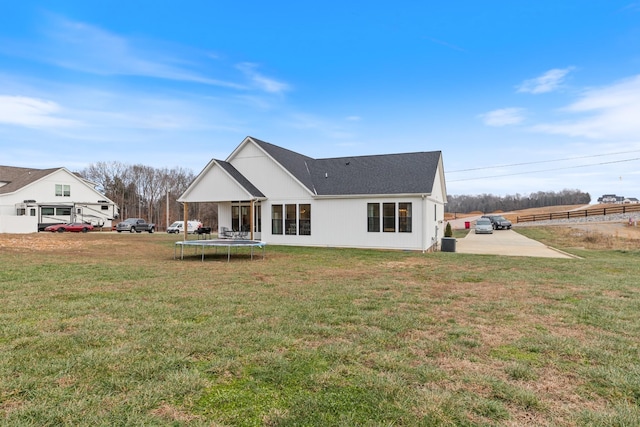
183,202,188,241
250,199,254,240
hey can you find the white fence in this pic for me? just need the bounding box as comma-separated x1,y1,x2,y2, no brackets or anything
0,215,39,234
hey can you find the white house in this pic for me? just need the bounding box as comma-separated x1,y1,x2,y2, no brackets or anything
0,166,119,233
178,137,447,251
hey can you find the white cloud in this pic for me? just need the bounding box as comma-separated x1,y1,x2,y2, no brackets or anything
346,116,361,121
478,108,525,127
3,15,245,89
0,95,80,128
532,74,640,139
237,63,290,94
517,67,574,94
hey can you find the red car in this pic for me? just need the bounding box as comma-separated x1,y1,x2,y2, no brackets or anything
44,223,94,233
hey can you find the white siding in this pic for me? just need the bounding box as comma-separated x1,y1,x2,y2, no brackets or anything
428,161,447,244
261,196,430,250
184,167,251,202
230,142,312,200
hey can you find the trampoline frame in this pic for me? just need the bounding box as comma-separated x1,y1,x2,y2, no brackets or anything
174,239,266,262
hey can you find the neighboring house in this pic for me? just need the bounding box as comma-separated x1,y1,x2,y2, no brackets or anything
178,136,447,251
0,166,119,233
597,194,625,204
623,197,639,204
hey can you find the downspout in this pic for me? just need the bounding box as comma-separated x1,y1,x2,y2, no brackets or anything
422,194,426,253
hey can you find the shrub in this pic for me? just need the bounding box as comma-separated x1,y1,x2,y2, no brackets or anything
444,222,453,237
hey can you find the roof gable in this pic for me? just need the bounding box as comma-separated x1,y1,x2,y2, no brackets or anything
229,137,317,194
178,159,265,202
216,161,265,198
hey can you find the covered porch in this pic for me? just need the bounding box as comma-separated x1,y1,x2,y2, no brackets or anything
177,159,265,240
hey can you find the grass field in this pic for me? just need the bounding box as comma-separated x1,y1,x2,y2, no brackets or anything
1,230,639,426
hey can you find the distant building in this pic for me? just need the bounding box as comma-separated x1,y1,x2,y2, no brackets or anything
0,165,119,233
597,194,639,204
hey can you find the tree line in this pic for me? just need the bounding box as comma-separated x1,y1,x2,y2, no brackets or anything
445,189,591,214
79,161,218,230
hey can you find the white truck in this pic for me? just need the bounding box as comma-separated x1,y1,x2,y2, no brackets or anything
166,220,202,234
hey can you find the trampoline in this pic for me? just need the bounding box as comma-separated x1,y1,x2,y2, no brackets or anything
174,239,266,262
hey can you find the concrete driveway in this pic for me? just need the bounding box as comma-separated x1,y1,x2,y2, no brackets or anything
454,229,576,259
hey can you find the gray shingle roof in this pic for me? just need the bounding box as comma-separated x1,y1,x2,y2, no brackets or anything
250,137,316,191
250,137,441,196
310,152,441,195
0,166,60,195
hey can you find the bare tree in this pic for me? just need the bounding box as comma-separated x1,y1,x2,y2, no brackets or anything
79,162,201,230
446,189,591,213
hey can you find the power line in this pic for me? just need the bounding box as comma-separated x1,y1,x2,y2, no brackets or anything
447,149,640,173
448,157,640,182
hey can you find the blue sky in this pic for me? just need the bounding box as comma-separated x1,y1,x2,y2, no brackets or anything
1,1,640,199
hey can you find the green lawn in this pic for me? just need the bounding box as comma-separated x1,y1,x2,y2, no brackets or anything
1,231,639,426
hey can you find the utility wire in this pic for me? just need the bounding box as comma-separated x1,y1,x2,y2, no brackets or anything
448,157,640,182
447,149,640,173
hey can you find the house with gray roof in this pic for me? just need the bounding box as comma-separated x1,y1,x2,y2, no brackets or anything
0,165,118,233
178,136,447,251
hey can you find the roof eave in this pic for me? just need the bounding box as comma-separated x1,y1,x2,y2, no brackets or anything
312,192,433,200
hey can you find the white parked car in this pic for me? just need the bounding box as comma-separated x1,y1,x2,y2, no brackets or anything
167,221,202,234
475,218,493,234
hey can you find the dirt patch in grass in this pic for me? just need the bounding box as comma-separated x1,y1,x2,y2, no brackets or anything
0,232,133,253
527,223,640,250
150,403,203,423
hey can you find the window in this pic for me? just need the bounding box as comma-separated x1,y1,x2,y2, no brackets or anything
399,203,412,232
30,209,36,216
101,205,109,211
55,184,71,197
241,206,250,232
299,204,311,235
17,208,25,216
285,204,297,235
368,202,412,233
57,207,71,216
383,203,395,232
367,203,380,232
254,205,262,232
272,205,283,235
42,207,54,216
231,206,240,231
